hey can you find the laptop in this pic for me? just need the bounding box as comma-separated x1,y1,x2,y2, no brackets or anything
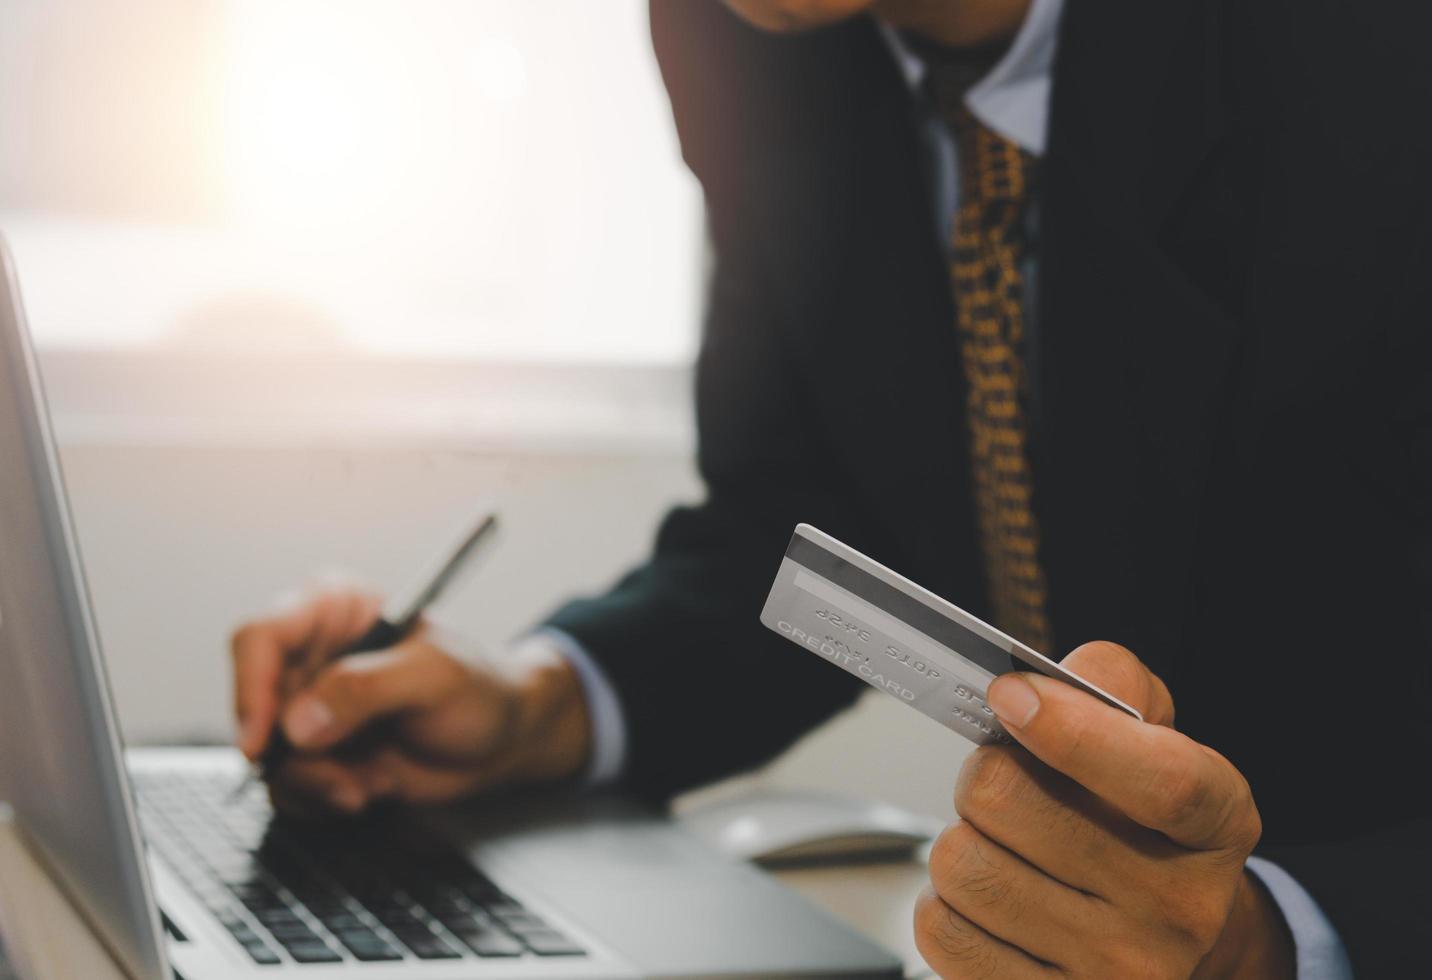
0,236,903,980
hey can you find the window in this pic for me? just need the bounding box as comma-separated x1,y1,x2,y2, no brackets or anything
0,0,703,365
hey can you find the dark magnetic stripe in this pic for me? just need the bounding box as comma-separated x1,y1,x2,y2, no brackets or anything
784,533,1018,677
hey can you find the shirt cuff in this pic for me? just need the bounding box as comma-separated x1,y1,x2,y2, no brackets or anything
533,627,628,788
1245,856,1353,979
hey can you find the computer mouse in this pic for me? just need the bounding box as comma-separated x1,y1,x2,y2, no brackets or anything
678,788,945,865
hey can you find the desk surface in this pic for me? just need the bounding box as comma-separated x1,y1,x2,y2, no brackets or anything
0,816,131,980
0,814,933,980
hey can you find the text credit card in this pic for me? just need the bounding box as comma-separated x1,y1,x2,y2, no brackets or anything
760,524,1142,745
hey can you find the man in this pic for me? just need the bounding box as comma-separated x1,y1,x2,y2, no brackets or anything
231,0,1432,975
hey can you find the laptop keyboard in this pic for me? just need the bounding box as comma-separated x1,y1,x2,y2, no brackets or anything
132,771,586,967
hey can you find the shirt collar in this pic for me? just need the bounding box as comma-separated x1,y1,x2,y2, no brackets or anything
877,0,1064,156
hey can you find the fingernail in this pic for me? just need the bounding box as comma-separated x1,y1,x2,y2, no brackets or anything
284,698,334,745
988,675,1041,728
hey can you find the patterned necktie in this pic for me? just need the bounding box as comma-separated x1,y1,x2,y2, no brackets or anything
939,96,1054,653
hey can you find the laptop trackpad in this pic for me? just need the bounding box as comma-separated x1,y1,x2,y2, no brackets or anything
428,794,901,979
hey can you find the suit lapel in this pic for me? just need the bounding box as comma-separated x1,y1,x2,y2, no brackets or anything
1054,0,1228,230
789,21,990,610
1038,0,1244,678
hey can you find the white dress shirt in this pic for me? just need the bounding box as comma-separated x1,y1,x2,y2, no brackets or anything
541,3,1353,975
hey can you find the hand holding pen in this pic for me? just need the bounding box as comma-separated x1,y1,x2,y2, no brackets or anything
228,512,595,816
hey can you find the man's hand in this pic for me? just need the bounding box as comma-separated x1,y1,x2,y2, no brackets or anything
915,642,1295,979
230,589,592,816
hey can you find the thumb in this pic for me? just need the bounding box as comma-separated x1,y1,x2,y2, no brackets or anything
1059,640,1175,727
281,639,467,751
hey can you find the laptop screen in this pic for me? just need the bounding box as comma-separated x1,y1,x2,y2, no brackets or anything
0,237,168,980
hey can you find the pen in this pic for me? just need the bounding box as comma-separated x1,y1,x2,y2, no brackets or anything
227,510,500,802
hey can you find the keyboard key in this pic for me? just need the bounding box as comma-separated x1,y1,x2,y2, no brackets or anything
283,940,342,963
317,911,368,932
227,924,261,946
232,884,283,911
423,891,471,912
376,907,424,929
389,928,440,950
432,905,491,932
330,924,379,943
483,898,525,915
405,937,463,960
493,910,549,931
253,908,303,927
266,922,321,943
215,909,248,931
453,927,524,957
520,930,586,957
352,944,404,963
335,931,402,962
240,940,282,966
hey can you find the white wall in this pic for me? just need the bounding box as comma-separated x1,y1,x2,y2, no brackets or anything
56,434,969,824
58,443,696,740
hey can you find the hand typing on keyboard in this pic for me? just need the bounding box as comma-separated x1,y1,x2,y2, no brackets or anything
135,772,587,963
230,589,593,816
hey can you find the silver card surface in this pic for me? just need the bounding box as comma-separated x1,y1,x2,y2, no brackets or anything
760,524,1141,746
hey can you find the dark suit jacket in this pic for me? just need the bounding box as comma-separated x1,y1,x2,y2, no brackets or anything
547,1,1432,972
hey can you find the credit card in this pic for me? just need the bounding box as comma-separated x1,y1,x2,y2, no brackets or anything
760,524,1142,745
